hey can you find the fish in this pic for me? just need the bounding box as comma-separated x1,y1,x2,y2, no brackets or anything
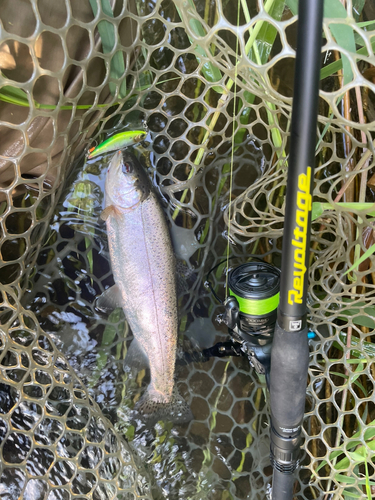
87,130,147,159
97,150,192,424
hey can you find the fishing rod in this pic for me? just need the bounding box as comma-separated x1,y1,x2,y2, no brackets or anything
269,0,323,498
189,1,323,498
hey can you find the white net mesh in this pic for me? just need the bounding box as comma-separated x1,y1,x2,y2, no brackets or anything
1,0,375,498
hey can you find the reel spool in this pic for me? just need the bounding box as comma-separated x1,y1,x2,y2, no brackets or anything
224,261,280,338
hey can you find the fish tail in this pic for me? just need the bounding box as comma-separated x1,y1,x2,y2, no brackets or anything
133,387,192,425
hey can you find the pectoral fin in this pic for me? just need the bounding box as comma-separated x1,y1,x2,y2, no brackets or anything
100,205,116,221
95,284,122,313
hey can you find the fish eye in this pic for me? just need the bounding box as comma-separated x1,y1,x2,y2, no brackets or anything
122,162,133,174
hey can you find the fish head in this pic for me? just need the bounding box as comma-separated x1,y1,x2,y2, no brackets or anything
105,151,151,209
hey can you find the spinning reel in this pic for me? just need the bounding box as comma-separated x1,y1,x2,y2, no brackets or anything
188,258,281,387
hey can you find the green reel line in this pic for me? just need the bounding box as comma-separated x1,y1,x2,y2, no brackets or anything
227,261,280,335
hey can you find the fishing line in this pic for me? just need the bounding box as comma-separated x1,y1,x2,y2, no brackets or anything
225,0,241,299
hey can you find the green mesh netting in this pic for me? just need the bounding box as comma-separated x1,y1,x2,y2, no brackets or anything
1,0,375,499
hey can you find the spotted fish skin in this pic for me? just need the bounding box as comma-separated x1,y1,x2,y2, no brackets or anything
103,151,191,424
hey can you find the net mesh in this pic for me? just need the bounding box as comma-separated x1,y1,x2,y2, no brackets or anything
1,0,375,498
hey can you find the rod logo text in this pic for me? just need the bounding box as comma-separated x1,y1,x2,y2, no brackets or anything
288,167,312,305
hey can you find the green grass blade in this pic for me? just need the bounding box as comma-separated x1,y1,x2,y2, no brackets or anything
337,303,375,329
286,0,356,85
328,371,368,395
356,20,375,28
247,0,285,64
0,86,30,107
320,38,375,81
89,0,127,97
88,308,123,388
174,0,223,92
89,0,115,52
331,202,375,215
365,460,372,499
284,0,297,14
315,420,375,475
326,24,355,86
0,77,180,109
338,325,375,351
336,475,357,485
312,201,375,221
344,242,375,276
352,0,366,21
342,492,365,499
242,0,285,107
311,202,331,221
240,0,286,158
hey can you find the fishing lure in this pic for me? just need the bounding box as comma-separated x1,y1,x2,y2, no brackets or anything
87,130,146,159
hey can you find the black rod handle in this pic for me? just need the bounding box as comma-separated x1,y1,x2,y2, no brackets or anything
272,468,294,500
270,325,309,500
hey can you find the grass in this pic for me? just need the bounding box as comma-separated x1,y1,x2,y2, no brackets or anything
171,0,287,221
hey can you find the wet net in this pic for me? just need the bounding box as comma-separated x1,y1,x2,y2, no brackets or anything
0,0,375,499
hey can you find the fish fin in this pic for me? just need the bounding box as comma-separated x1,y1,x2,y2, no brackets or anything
125,337,149,371
95,284,122,313
133,386,193,426
100,205,116,221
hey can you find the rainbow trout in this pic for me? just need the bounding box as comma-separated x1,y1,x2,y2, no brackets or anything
98,151,192,424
